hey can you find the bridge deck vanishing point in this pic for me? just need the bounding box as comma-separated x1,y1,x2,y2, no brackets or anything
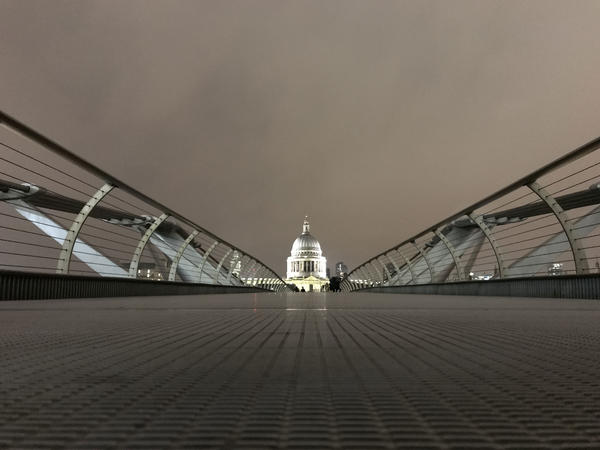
1,293,600,450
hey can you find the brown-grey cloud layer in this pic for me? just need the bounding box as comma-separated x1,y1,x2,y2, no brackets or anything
2,0,600,275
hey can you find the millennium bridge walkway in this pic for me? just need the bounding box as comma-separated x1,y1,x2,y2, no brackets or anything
2,292,599,449
1,111,600,449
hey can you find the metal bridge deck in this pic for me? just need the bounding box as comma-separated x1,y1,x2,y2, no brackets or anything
1,293,599,449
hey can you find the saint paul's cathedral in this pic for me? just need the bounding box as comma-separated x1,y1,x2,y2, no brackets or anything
285,217,329,292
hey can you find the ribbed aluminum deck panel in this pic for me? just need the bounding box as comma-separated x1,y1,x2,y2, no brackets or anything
1,293,599,449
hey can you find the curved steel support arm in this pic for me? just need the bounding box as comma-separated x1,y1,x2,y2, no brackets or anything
199,241,218,282
340,279,348,291
383,253,400,286
168,230,199,281
251,264,262,286
258,267,269,287
267,276,276,290
243,259,257,285
234,255,250,283
341,278,350,291
381,253,399,285
376,257,390,284
357,267,368,286
411,241,434,283
528,181,589,274
252,265,264,286
57,183,114,274
433,228,465,281
226,251,240,284
468,213,505,278
129,213,169,278
215,249,232,285
368,262,382,285
394,251,411,284
359,267,372,286
393,249,416,285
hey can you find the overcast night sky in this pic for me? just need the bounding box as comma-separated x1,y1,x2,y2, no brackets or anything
2,0,600,275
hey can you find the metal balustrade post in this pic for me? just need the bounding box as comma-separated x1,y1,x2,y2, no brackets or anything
411,241,434,283
468,213,505,278
215,249,232,285
527,181,589,274
199,241,218,282
56,183,114,274
168,230,199,281
433,228,465,281
129,213,169,278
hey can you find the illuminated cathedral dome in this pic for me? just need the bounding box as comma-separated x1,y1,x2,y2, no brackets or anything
286,217,328,292
291,219,323,257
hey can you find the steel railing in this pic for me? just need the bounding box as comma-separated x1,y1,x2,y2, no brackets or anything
0,110,289,293
342,135,600,292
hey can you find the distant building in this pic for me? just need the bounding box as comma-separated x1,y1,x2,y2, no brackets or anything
326,267,331,278
285,217,329,292
335,261,348,278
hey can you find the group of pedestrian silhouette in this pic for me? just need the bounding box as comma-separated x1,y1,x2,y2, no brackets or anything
290,276,342,292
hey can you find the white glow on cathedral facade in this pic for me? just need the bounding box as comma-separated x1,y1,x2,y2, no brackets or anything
285,217,329,292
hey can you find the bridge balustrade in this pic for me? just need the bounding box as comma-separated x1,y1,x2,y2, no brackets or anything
0,110,288,298
343,135,600,296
